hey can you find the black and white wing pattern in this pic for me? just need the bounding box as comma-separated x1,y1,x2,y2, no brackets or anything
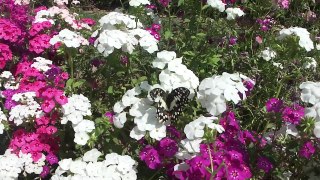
149,87,190,122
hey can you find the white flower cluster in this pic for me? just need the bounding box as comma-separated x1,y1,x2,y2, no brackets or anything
279,27,314,52
0,71,19,90
259,47,277,61
129,0,150,7
0,149,46,179
300,81,320,138
175,116,225,160
207,0,245,20
61,94,94,145
50,29,89,48
31,57,53,72
14,0,30,5
52,149,137,180
152,50,199,92
113,51,199,141
92,12,158,57
9,92,43,126
303,57,317,71
197,72,253,116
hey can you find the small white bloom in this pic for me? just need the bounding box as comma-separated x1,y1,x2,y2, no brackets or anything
129,0,150,6
207,0,226,12
74,132,90,145
259,47,276,61
225,8,245,20
82,148,102,162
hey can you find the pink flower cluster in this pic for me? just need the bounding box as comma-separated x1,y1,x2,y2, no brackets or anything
0,43,13,69
257,17,274,31
146,24,161,41
174,112,269,179
265,98,304,125
0,18,23,43
29,21,52,36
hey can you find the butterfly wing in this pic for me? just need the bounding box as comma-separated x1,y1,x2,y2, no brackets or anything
150,88,169,122
167,87,190,120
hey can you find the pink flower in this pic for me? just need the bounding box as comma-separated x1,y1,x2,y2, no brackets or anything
41,99,56,113
29,34,52,54
54,91,68,105
30,140,44,152
46,153,59,165
42,88,56,99
31,151,43,162
46,126,58,135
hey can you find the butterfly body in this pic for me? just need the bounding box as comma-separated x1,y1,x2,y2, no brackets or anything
150,87,190,122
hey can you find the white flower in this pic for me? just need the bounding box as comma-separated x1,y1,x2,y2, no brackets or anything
259,47,276,61
113,112,127,128
184,116,223,140
207,0,226,12
305,102,320,121
73,120,95,133
50,29,88,48
59,158,73,171
279,27,314,52
303,57,317,71
82,149,102,162
299,81,320,105
152,51,177,69
69,160,87,175
31,57,52,72
149,124,166,140
129,0,150,6
225,8,245,20
74,132,90,146
313,121,320,138
130,126,146,140
197,72,249,116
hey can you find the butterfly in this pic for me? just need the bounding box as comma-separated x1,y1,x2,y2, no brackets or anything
149,87,190,122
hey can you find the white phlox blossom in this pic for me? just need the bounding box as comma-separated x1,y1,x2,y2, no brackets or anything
54,0,68,6
175,138,203,160
129,0,150,7
207,0,226,12
259,47,277,61
279,27,314,52
300,81,320,138
50,29,89,48
303,57,317,71
31,57,53,72
52,149,138,179
197,72,252,116
9,92,43,126
184,115,224,140
152,50,199,93
34,6,91,30
299,81,320,105
0,71,19,90
61,94,94,145
0,149,46,179
225,8,245,20
93,12,158,57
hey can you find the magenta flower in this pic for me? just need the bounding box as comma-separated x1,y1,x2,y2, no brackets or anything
299,141,315,159
229,36,237,46
140,145,162,169
54,91,68,105
41,99,56,113
105,111,115,123
227,165,246,180
152,24,161,31
257,156,273,173
282,104,304,125
46,153,59,165
278,0,290,9
40,165,50,178
159,0,171,7
265,98,283,113
158,137,178,157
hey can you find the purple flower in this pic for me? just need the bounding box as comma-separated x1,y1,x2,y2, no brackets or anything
282,105,304,125
227,165,246,180
257,156,273,173
158,137,178,157
299,141,315,159
46,153,59,165
151,24,161,31
139,145,161,169
120,55,129,65
105,111,115,123
265,98,283,113
229,36,237,46
40,165,50,178
159,0,171,7
166,125,181,140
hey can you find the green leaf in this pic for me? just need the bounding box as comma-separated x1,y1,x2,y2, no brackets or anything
164,30,172,40
73,79,86,88
66,78,73,90
178,0,184,6
182,51,196,56
107,86,113,94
